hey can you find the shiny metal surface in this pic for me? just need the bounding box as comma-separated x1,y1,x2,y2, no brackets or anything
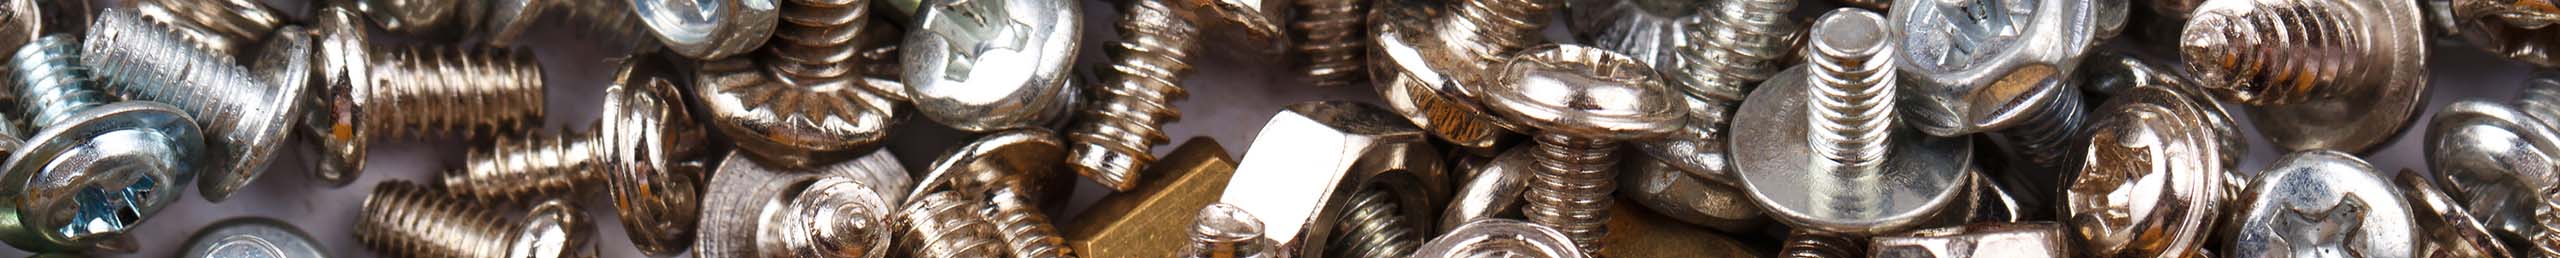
691,55,898,169
1870,222,2072,258
2182,0,2428,152
901,0,1081,132
1193,0,1292,58
1413,219,1587,258
1779,230,1862,258
2427,72,2560,258
1182,203,1280,258
764,0,880,82
1365,0,1561,155
181,218,327,258
2442,0,2560,68
436,56,708,256
1733,66,1976,234
2067,81,2229,258
1069,0,1199,191
1442,145,1531,233
2393,170,2515,258
1679,0,1800,102
0,35,206,253
1292,0,1365,87
1598,203,1762,257
82,8,307,203
1619,150,1766,232
1802,9,1897,180
2222,151,2417,258
910,129,1073,258
354,181,596,258
634,0,779,59
1064,139,1239,257
1479,45,1684,254
1889,0,2098,137
304,7,547,186
696,151,905,258
895,191,1009,257
1217,101,1448,257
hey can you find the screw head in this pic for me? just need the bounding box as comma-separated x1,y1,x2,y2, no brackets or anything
598,55,711,256
1729,66,1975,234
1190,0,1293,57
634,0,781,59
509,199,598,258
1889,0,2097,137
2425,99,2558,244
2221,151,2417,258
0,102,203,252
1478,44,1684,139
307,8,379,186
2390,170,2516,258
180,217,325,258
900,0,1083,132
2066,83,2225,258
1367,0,1518,155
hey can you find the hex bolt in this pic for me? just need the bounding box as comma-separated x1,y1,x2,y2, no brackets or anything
1890,0,2099,213
303,7,546,186
2180,0,2426,152
1735,9,1976,235
901,0,1082,132
1780,231,1863,258
436,56,707,256
1679,0,1801,101
1475,45,1685,255
355,180,596,258
1411,219,1586,258
634,0,781,59
2066,72,2231,258
0,34,206,253
1184,203,1279,258
1294,0,1365,87
912,129,1074,258
180,217,325,258
1069,0,1200,191
2430,73,2560,257
696,151,908,258
898,191,1012,257
80,8,309,203
345,0,654,47
1368,0,1563,154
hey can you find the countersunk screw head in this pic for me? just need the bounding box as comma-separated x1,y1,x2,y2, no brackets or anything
901,0,1083,132
1186,0,1293,57
1478,45,1684,138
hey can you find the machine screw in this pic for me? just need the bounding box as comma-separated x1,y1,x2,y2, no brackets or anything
1734,9,1977,235
910,129,1074,258
1367,0,1562,155
2066,78,2231,258
1332,187,1425,258
437,56,707,256
692,56,900,169
345,0,654,47
2392,170,2515,258
1184,203,1279,258
0,34,206,253
180,217,325,258
1869,222,2072,258
1413,219,1585,258
1890,0,2100,213
356,180,595,258
634,0,781,59
304,7,546,186
2221,151,2417,258
696,151,908,258
1679,0,1801,101
2181,0,2427,152
127,0,288,57
897,191,1012,257
1070,0,1199,191
2429,72,2560,258
81,8,309,203
765,0,880,83
1475,45,1685,254
901,0,1082,132
1294,0,1364,87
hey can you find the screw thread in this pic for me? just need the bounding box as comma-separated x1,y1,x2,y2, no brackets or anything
1779,231,1861,258
442,130,601,200
356,181,524,258
1330,188,1422,258
898,191,1012,258
128,1,249,57
8,35,108,129
1184,203,1278,258
1068,0,1196,191
2514,75,2560,130
365,46,546,138
1678,0,1798,100
1988,88,2092,168
1523,133,1617,255
84,8,284,197
138,0,283,45
982,188,1072,258
1453,0,1559,54
2180,0,2368,105
768,177,895,257
2541,179,2560,258
1804,16,1895,176
1293,0,1365,87
764,0,874,81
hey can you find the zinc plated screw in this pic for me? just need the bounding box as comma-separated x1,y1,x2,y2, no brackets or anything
80,8,309,203
356,180,595,258
128,0,286,57
1678,0,1800,101
303,7,547,186
1331,187,1425,258
437,56,708,256
2181,0,2427,152
633,0,782,59
1185,203,1279,258
1475,45,1685,255
1070,0,1200,191
0,34,206,253
344,0,653,47
2428,73,2560,258
912,129,1074,258
1367,0,1563,155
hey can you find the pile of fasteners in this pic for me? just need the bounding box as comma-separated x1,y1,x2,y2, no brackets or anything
0,0,2552,256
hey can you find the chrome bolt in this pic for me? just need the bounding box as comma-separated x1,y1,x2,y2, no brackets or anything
635,0,781,59
346,0,655,47
897,191,1012,257
1367,0,1562,155
1219,101,1449,257
1734,9,1976,235
911,129,1074,258
1803,8,1897,178
2221,151,2417,258
437,56,708,256
1891,0,2100,213
355,180,595,258
1679,0,1801,101
691,55,901,169
1293,0,1365,87
304,7,547,186
0,34,207,253
1476,45,1685,254
1069,0,1200,191
180,217,325,258
1780,230,1863,258
1413,219,1585,258
901,0,1082,132
696,150,909,258
2182,0,2427,152
81,8,309,203
2428,72,2560,258
2067,78,2231,258
1184,203,1280,258
2393,169,2516,258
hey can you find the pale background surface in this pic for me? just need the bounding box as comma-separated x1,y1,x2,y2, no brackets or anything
18,0,2522,257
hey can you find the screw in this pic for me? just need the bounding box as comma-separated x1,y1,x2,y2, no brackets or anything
1780,230,1862,258
697,151,905,257
80,8,308,203
2181,0,2427,152
437,56,708,256
901,0,1082,132
1367,0,1562,155
1868,223,2072,258
2430,73,2560,257
913,129,1073,257
1184,203,1280,258
302,7,546,186
0,34,207,253
345,0,653,47
129,1,251,58
898,191,1012,257
1474,45,1684,255
180,217,325,258
2065,73,2230,258
131,0,289,51
356,180,595,258
690,56,901,169
1067,0,1198,191
1803,8,1896,177
765,0,878,83
1411,219,1585,258
1679,0,1800,101
1734,9,1976,235
1330,187,1424,258
633,0,781,59
1294,0,1364,87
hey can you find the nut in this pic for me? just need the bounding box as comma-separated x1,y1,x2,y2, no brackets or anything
1441,145,1531,233
1063,138,1239,257
1218,101,1448,256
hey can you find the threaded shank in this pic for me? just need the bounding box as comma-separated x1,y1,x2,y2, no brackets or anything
765,0,873,81
139,0,283,44
2515,76,2560,129
128,1,248,57
442,130,600,200
369,47,544,138
1804,16,1895,176
357,181,519,258
1185,203,1276,258
8,35,108,129
1294,0,1365,87
1780,231,1861,258
983,188,1072,258
1068,0,1196,191
1678,0,1798,100
84,9,270,132
2180,1,2368,105
1330,188,1422,258
898,191,1012,257
1523,134,1617,254
1987,89,2090,168
1446,0,1560,85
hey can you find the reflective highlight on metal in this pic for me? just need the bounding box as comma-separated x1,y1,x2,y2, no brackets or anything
2181,0,2428,152
1065,139,1238,257
901,0,1082,132
1871,222,2072,258
1732,65,1975,235
181,218,327,258
2221,151,2417,258
1413,219,1586,258
1218,101,1448,257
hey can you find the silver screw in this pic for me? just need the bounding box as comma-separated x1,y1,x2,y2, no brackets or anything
80,8,306,203
1412,219,1585,258
1475,45,1685,255
1185,203,1279,258
1330,188,1424,258
355,180,596,258
132,0,289,49
0,34,207,253
697,151,906,258
2441,0,2560,67
303,7,546,186
1367,0,1562,155
2066,81,2228,258
1294,0,1363,87
1068,0,1199,191
633,0,781,59
913,129,1073,258
345,0,652,47
2429,72,2560,258
690,55,902,169
1803,8,1896,177
1781,230,1862,258
2392,170,2516,258
437,56,707,256
765,0,881,83
2181,0,2427,152
898,191,1012,257
180,217,326,258
901,0,1082,132
1679,0,1800,101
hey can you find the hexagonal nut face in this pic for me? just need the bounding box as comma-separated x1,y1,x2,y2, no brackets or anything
2426,99,2560,242
1889,0,2097,136
510,199,598,258
1219,101,1449,256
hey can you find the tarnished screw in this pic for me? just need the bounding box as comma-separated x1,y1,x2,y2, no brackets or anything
1891,0,2100,214
2181,0,2427,152
1736,9,1977,235
437,56,708,256
1475,45,1685,255
897,191,1011,257
303,7,547,186
2221,151,2417,258
0,34,206,253
344,0,655,47
1184,203,1279,258
1367,0,1563,155
2393,169,2515,258
1412,219,1586,258
911,129,1074,258
356,180,595,258
181,217,326,258
696,151,909,258
80,8,310,203
634,0,781,59
765,0,884,83
2428,72,2560,258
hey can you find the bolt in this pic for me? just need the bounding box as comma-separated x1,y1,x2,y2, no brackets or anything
901,0,1082,132
2066,80,2229,258
356,180,595,258
1,0,87,53
2430,73,2560,258
128,0,251,58
1475,45,1684,255
1294,0,1364,87
634,0,781,59
304,7,546,186
1735,9,1976,236
1869,222,2071,258
180,217,325,258
898,191,1012,257
346,0,654,47
1679,0,1801,101
1890,0,2098,214
131,0,290,52
1069,0,1200,191
1367,0,1561,155
436,56,707,256
1184,203,1280,258
0,34,206,253
2393,169,2516,258
1412,219,1585,258
2181,0,2426,152
691,55,900,169
2222,151,2416,258
80,8,308,203
696,151,907,258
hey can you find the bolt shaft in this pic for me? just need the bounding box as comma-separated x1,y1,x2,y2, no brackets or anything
1523,133,1618,255
1780,231,1861,258
1447,0,1561,85
1068,0,1197,191
766,0,875,81
1330,188,1423,258
1679,0,1799,100
1293,0,1364,87
1804,13,1895,176
2513,76,2560,129
1185,203,1277,258
365,46,546,138
357,181,581,258
83,8,291,200
137,0,284,46
899,191,1012,257
2180,0,2368,105
8,35,108,130
1985,89,2091,168
441,130,602,199
983,187,1072,258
